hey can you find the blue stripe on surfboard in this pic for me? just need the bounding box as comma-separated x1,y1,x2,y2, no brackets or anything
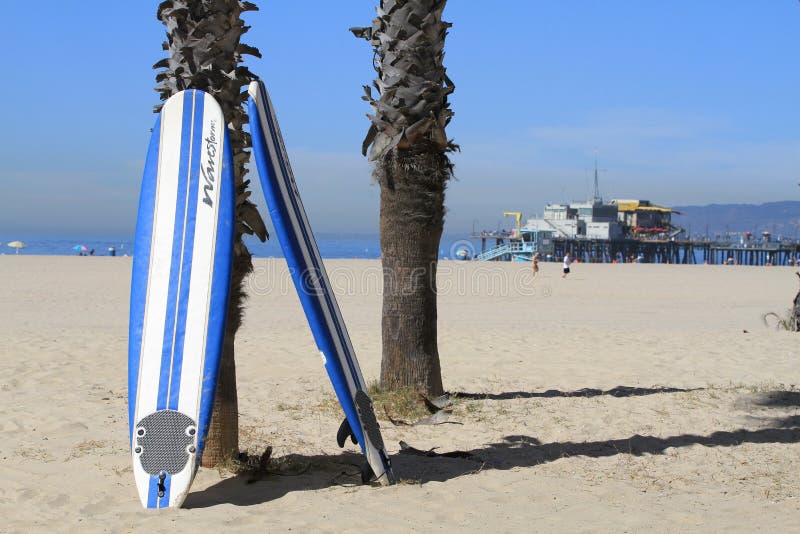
146,474,171,509
247,86,367,452
147,476,158,508
157,92,195,411
129,114,162,442
168,91,205,411
195,113,234,456
159,475,171,508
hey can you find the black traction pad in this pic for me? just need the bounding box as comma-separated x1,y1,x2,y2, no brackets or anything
354,390,386,452
134,410,196,475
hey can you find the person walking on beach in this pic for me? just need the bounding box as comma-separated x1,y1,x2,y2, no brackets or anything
562,253,573,278
532,252,540,278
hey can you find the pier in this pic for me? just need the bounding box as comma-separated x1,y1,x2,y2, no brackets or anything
470,234,800,266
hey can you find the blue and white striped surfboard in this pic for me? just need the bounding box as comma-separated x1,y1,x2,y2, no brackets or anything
128,90,234,508
247,80,395,485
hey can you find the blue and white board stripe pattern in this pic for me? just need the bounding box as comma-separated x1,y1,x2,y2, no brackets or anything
129,90,234,508
248,80,394,485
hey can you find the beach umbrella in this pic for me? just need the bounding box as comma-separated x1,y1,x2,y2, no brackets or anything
73,245,88,253
7,241,26,254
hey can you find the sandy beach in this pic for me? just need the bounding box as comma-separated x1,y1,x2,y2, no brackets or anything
1,256,798,532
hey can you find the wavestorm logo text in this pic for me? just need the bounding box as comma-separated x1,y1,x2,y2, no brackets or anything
201,120,218,208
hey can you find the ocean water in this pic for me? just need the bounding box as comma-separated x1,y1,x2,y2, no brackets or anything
4,234,789,266
0,233,478,260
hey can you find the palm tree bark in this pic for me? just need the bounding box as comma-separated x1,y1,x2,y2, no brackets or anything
353,0,456,396
378,151,449,395
154,0,267,467
203,335,238,463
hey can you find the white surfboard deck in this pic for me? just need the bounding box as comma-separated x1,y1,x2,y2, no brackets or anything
128,89,234,508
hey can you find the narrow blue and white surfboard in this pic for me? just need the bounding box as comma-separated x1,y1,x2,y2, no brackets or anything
128,89,234,508
248,80,395,485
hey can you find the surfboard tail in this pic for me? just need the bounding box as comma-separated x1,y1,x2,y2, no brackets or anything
355,390,395,485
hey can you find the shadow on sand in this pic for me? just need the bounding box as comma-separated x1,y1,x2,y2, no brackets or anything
184,387,800,508
448,385,701,400
747,390,800,408
392,424,800,483
736,389,800,429
184,451,369,508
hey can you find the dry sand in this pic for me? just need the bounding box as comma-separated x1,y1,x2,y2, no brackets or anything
1,256,798,532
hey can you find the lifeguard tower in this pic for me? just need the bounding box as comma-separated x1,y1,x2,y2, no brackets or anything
471,211,555,261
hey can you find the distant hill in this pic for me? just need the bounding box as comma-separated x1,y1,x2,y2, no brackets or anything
671,201,800,238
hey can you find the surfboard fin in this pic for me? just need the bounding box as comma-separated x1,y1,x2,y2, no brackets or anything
360,462,374,485
336,418,358,447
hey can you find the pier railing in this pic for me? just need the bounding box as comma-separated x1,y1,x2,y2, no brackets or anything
472,235,800,266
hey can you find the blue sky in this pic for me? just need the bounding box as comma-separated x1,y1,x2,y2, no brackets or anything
0,1,798,238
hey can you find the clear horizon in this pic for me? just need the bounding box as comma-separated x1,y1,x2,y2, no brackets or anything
1,1,798,238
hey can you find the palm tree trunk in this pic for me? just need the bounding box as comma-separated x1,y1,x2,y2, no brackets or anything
378,151,446,395
155,0,267,468
202,334,238,466
352,0,456,396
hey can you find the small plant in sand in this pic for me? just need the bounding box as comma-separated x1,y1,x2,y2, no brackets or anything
763,273,800,332
367,381,435,421
217,447,273,476
763,309,799,331
218,447,312,483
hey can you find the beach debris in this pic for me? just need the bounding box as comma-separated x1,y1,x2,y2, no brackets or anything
398,441,480,461
383,407,461,426
422,394,454,411
383,392,461,426
332,467,369,487
222,447,273,481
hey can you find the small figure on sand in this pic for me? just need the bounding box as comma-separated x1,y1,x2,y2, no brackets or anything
532,252,540,278
562,253,573,278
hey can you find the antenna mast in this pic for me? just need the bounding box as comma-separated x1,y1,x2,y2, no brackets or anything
593,152,601,203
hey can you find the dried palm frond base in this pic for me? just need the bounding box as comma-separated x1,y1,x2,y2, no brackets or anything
217,447,313,484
